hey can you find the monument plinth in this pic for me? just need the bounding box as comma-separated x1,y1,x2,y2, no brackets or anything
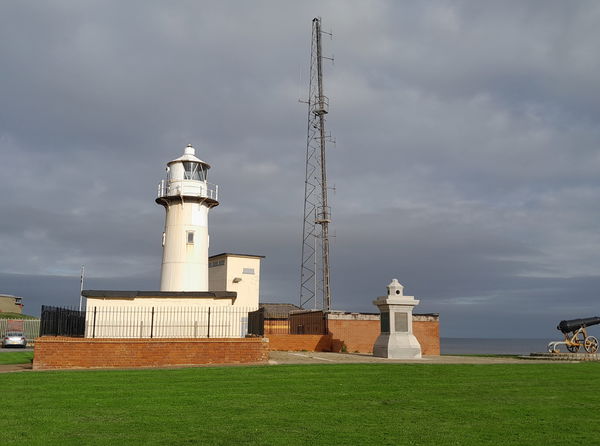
373,279,422,359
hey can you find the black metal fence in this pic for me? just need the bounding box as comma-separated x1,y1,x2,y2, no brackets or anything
40,306,86,337
248,308,327,335
289,310,327,334
248,308,265,336
40,305,328,339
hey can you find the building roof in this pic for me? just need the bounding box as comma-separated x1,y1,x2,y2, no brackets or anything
82,290,237,299
0,294,21,299
166,145,211,169
259,303,302,318
209,253,265,260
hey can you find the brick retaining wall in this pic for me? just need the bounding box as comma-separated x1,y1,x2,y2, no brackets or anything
266,317,439,355
327,313,439,355
265,334,332,352
33,337,269,370
413,320,440,355
327,319,439,355
328,319,379,353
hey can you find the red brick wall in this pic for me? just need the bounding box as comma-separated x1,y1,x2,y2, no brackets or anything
328,319,379,353
413,320,440,355
33,337,269,370
266,334,332,352
327,319,440,355
266,319,440,356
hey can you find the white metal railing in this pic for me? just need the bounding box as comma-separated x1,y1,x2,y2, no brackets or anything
157,179,219,201
84,306,256,339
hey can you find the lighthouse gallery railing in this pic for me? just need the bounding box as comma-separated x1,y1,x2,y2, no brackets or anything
157,179,219,201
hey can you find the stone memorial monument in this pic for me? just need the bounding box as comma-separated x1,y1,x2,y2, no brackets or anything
373,279,422,359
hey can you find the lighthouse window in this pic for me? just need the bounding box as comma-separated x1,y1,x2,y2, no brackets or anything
186,231,195,244
183,162,206,181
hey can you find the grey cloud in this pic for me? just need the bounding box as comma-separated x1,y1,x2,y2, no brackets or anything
2,1,600,338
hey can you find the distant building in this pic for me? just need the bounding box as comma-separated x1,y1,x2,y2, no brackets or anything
259,303,302,334
0,294,24,314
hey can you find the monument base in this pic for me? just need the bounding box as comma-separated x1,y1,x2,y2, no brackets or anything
373,332,422,359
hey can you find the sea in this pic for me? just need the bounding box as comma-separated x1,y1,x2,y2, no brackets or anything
441,338,551,355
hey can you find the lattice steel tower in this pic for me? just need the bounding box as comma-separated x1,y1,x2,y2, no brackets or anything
300,17,333,311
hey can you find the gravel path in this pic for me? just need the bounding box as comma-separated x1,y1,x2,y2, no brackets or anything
0,363,33,373
268,351,560,365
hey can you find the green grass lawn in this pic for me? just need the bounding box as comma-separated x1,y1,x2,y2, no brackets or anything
0,351,33,364
2,363,599,445
0,312,37,319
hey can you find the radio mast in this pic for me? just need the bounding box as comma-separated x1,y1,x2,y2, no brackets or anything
300,17,333,311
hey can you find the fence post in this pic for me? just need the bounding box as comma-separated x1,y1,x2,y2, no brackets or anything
150,307,155,339
39,306,45,336
207,307,211,338
57,307,63,336
260,307,264,336
92,307,97,338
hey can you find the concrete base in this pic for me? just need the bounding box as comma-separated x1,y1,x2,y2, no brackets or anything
373,333,422,359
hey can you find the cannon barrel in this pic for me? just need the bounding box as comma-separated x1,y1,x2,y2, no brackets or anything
557,317,600,334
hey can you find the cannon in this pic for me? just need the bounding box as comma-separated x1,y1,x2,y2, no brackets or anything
548,317,600,354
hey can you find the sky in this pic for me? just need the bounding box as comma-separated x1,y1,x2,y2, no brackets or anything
2,1,600,338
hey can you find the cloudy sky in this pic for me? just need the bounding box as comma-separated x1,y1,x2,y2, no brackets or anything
2,1,600,338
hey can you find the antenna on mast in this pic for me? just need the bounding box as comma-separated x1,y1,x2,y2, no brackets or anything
78,265,85,311
300,17,333,311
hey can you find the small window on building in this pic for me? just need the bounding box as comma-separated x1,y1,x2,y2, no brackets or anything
242,268,255,275
209,259,225,268
187,231,195,244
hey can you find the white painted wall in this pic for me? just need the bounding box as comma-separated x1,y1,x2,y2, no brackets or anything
160,202,210,291
157,145,217,292
85,298,254,339
209,255,261,307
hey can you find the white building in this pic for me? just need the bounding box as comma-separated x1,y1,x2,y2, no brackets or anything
208,253,264,307
82,145,263,338
156,144,219,292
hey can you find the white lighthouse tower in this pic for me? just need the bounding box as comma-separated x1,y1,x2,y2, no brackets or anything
156,144,219,291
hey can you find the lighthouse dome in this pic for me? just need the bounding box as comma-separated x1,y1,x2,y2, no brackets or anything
167,144,212,169
156,144,219,204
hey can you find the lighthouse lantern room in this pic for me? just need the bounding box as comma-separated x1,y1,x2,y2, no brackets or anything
156,144,219,291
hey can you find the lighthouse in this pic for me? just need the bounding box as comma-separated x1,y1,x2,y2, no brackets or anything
156,144,219,291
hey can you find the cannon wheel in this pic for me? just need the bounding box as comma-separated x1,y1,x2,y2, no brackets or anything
567,343,580,353
584,336,598,354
